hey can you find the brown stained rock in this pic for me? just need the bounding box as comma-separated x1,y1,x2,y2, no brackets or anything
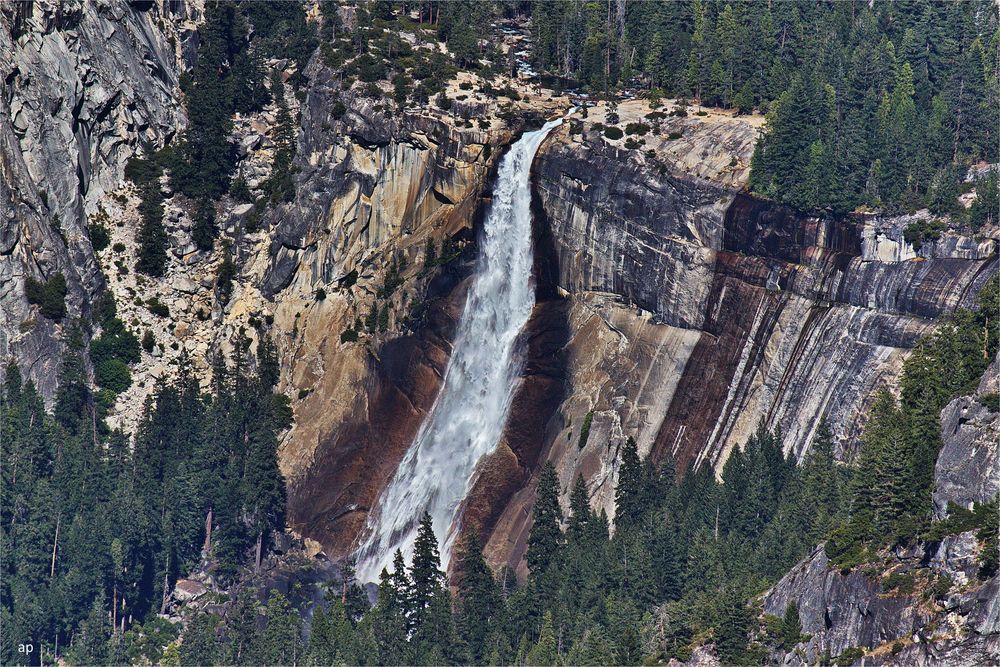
454,297,570,574
286,271,472,560
455,442,524,548
651,256,795,471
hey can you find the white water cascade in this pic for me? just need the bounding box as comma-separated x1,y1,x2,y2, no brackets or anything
355,114,567,581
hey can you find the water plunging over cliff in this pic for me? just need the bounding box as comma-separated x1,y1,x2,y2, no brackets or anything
355,116,566,581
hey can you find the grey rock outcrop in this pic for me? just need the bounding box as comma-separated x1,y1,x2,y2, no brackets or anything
933,355,1000,519
761,362,1000,666
764,547,933,661
931,531,983,587
764,544,1000,665
0,0,186,399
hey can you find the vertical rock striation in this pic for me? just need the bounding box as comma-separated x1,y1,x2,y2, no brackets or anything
482,109,997,568
0,0,187,398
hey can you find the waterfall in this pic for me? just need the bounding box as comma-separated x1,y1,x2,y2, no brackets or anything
355,115,567,581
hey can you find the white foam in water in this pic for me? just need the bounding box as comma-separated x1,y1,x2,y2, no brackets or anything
355,114,568,581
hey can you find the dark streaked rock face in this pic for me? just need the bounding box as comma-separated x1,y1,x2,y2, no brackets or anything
508,123,998,556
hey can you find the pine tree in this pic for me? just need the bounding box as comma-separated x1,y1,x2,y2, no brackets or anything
179,613,220,666
53,327,90,433
338,557,370,622
566,625,617,665
527,463,562,577
525,610,558,666
406,512,458,662
135,181,168,276
714,4,741,105
780,601,802,649
714,586,750,665
66,597,111,666
409,512,444,629
608,592,644,665
192,198,217,252
567,476,592,540
456,535,499,663
648,516,683,602
615,437,645,530
969,170,999,230
372,564,409,665
226,589,260,666
307,607,335,666
798,419,843,542
645,31,667,89
265,71,297,204
241,395,286,570
686,0,711,100
253,591,302,667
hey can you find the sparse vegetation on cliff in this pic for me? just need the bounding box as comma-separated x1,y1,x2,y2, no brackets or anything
24,272,68,321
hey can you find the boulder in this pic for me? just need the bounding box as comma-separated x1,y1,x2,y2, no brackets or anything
172,578,207,602
171,275,198,294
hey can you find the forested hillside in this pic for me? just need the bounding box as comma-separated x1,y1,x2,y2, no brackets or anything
3,273,995,664
523,0,999,214
1,322,289,665
2,0,998,665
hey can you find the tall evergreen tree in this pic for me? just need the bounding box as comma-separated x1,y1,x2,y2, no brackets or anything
456,535,499,663
527,463,562,577
615,437,645,530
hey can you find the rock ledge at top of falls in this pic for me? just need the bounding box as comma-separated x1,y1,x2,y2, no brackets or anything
255,64,569,298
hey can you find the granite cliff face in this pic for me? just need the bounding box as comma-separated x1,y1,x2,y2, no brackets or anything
0,0,192,398
477,105,997,571
760,357,999,666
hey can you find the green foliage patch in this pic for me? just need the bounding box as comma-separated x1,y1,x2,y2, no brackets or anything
25,273,68,321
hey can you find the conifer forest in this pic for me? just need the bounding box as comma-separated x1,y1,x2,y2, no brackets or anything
1,1,998,666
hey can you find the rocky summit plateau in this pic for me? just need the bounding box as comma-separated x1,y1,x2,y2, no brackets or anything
1,2,998,666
